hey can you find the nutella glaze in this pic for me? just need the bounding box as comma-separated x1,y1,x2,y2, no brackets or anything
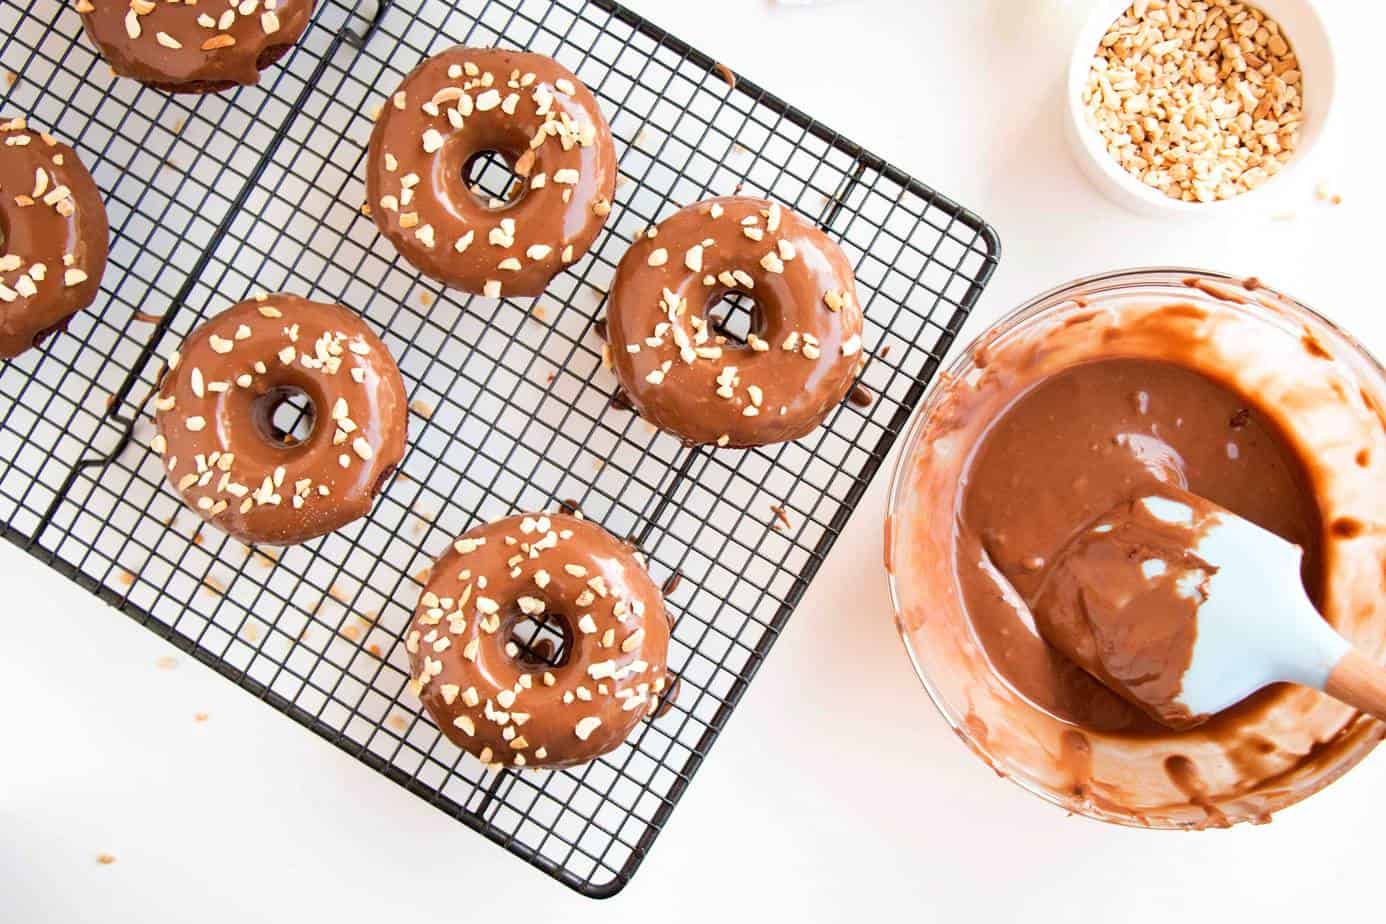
605,196,864,447
0,117,108,358
961,357,1323,736
1032,487,1240,732
153,294,408,545
890,273,1386,827
409,512,671,770
366,48,617,297
77,0,316,93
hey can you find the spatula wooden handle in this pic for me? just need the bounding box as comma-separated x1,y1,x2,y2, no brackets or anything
1324,650,1386,723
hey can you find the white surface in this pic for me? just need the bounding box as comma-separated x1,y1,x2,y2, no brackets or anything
3,0,1383,920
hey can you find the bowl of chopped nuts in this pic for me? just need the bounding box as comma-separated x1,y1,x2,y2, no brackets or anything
1066,0,1334,218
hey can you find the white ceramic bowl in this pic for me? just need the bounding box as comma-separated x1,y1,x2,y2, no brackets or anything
1065,0,1336,219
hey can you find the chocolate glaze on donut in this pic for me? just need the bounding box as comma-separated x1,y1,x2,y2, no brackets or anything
0,117,108,359
409,512,670,770
153,294,408,545
366,48,617,297
605,197,865,447
77,0,316,94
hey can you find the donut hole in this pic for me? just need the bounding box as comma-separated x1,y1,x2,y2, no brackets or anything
252,385,317,448
462,149,526,210
707,291,767,348
505,608,572,669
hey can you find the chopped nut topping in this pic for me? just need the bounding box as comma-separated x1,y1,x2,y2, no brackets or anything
1084,0,1304,202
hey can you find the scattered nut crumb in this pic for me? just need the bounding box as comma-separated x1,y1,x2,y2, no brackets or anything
713,62,736,90
418,291,432,307
118,570,135,586
193,712,209,723
770,504,793,531
155,656,177,670
4,72,17,88
387,714,409,732
367,643,382,658
96,854,116,865
409,398,433,419
1312,181,1342,206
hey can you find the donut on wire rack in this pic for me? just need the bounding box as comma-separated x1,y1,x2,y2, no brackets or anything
408,512,671,770
366,47,618,298
603,196,866,448
76,0,318,94
0,117,108,358
152,293,408,545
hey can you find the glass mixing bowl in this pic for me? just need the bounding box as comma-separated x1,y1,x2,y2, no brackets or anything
886,267,1386,828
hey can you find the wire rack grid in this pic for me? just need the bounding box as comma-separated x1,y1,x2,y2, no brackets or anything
0,0,999,897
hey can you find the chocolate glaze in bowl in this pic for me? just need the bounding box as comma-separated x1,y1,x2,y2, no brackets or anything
886,268,1386,828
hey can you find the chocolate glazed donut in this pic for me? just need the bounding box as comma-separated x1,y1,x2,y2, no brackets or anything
605,197,865,447
366,48,617,298
153,294,408,545
408,512,671,770
77,0,316,94
0,117,108,358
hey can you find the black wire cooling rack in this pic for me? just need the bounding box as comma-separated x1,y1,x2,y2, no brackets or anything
0,0,998,897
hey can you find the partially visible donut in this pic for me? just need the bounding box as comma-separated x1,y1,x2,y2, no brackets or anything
604,196,865,447
76,0,317,94
153,294,408,545
0,117,108,358
366,47,618,298
408,512,671,770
